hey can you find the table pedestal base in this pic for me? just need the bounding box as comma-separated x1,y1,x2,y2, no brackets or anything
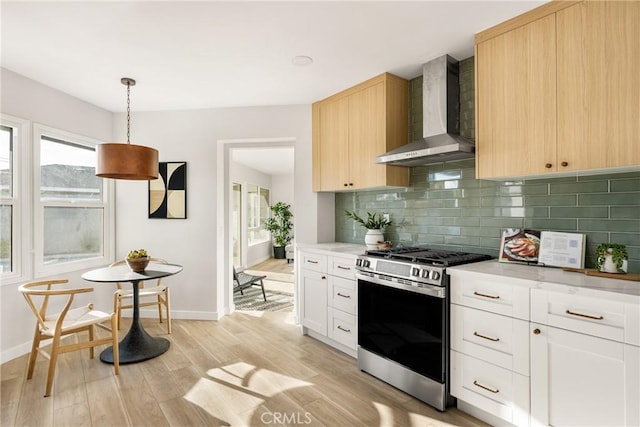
101,323,169,364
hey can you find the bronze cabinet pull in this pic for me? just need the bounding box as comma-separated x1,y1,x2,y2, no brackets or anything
336,292,351,298
566,309,604,320
307,260,318,264
473,331,500,342
545,163,553,168
337,266,351,270
533,328,541,335
337,325,351,333
473,380,499,394
473,291,500,299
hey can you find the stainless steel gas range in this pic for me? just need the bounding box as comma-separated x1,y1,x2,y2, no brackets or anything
355,247,491,411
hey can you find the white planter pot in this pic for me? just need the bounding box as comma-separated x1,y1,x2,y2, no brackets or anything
600,252,628,273
365,229,384,250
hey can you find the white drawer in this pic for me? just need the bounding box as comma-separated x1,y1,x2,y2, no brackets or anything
329,255,356,279
327,308,357,350
301,253,327,273
451,273,530,320
451,305,529,376
328,276,357,315
451,351,530,427
531,289,629,343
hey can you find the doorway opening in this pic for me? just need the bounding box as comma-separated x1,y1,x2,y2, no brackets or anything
218,138,295,316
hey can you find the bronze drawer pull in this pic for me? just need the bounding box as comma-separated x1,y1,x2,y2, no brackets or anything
473,380,499,394
473,331,500,342
473,291,500,299
337,266,351,270
337,325,351,333
307,260,319,264
337,292,351,298
566,309,604,320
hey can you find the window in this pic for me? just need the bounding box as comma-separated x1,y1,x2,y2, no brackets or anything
0,119,113,284
33,124,113,277
0,125,15,275
247,184,270,245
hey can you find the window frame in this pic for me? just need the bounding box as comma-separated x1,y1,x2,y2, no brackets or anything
0,114,30,284
32,123,114,278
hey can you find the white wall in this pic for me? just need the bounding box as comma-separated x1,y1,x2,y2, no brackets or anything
272,173,294,208
0,69,115,362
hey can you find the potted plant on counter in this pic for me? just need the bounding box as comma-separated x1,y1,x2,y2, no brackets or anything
595,243,628,273
264,202,293,259
344,210,392,249
126,248,150,272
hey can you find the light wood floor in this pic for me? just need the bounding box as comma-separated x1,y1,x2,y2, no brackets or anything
1,312,487,427
249,258,294,276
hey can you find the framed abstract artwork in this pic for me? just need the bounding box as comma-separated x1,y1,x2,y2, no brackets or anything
149,162,187,219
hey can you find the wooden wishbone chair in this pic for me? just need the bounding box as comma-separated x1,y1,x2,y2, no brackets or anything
18,279,119,397
110,258,171,333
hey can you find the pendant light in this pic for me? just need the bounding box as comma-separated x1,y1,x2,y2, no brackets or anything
96,77,159,180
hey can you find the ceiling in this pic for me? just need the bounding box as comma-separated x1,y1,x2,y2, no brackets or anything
1,1,546,113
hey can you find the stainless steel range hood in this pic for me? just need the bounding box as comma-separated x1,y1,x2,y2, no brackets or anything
376,55,475,167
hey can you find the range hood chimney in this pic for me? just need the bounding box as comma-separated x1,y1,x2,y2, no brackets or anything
376,55,475,166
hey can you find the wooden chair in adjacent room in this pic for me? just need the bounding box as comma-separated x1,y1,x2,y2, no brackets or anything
233,266,267,301
18,279,119,397
110,257,171,333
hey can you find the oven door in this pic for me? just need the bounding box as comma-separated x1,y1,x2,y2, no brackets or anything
357,274,447,384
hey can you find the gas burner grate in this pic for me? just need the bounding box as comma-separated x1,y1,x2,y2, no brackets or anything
365,246,491,267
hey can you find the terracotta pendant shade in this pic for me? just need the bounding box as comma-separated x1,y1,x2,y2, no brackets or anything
96,143,159,180
95,77,159,180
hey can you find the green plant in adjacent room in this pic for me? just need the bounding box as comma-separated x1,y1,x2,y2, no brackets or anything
595,243,628,273
344,210,392,230
264,202,293,247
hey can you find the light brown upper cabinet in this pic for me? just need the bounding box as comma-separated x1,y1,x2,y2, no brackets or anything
475,0,640,180
312,73,409,192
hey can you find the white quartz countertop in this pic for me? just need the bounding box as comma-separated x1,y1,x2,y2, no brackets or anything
449,260,640,302
296,242,366,257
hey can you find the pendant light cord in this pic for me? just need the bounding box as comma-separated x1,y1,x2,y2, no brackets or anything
126,81,131,144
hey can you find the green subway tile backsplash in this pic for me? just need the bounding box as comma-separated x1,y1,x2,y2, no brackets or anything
336,164,640,271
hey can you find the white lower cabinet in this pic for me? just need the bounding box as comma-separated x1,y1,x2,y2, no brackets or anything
530,291,640,427
299,248,358,357
530,322,640,427
300,268,327,335
452,351,530,427
450,271,532,426
327,307,357,349
449,264,640,426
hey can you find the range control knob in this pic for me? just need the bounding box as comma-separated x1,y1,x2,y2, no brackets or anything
431,271,441,281
356,259,362,267
363,260,370,268
421,270,430,279
411,267,420,277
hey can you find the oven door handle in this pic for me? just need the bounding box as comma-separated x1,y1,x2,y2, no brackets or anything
356,273,445,299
